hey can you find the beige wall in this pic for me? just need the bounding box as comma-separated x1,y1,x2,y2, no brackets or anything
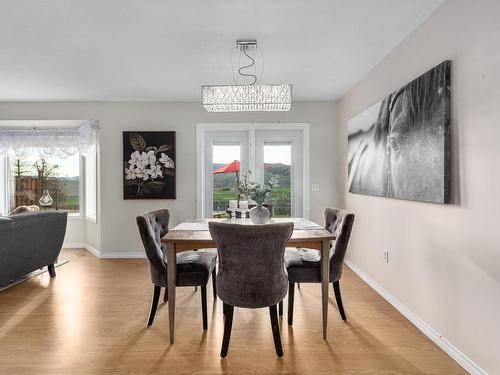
0,101,338,256
337,0,500,373
63,219,85,244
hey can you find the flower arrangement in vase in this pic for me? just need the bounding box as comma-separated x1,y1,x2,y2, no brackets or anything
235,171,279,224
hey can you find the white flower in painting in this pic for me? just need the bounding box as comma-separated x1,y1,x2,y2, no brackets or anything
134,166,149,181
145,150,156,167
124,167,136,180
159,153,174,168
148,164,163,178
129,151,143,167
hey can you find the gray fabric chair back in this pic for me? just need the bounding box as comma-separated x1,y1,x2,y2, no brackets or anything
324,208,355,282
136,209,169,286
209,222,293,309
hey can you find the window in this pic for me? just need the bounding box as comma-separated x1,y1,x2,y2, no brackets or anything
198,123,309,219
202,130,249,218
255,129,304,217
8,152,81,213
0,121,98,219
263,143,292,217
212,143,241,217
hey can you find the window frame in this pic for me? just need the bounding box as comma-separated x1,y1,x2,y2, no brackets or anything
0,156,7,215
83,152,98,223
204,132,249,219
257,135,302,218
196,123,310,219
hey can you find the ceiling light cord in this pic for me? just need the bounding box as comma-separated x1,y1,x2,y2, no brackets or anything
229,44,263,85
238,49,257,85
258,47,264,84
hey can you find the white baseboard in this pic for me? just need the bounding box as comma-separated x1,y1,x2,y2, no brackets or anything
84,244,101,258
99,251,145,259
344,259,487,375
63,243,145,259
63,242,101,258
62,242,87,249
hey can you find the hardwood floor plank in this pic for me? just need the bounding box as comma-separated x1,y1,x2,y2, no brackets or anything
0,249,466,374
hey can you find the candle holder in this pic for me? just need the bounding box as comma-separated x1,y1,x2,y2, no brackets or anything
239,208,249,219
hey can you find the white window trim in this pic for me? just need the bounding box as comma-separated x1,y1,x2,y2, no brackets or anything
0,156,8,215
83,152,98,223
196,123,310,219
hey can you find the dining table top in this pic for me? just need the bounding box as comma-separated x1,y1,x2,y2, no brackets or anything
161,218,335,250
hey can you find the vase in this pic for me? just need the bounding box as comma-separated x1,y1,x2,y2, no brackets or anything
39,190,53,207
249,204,270,224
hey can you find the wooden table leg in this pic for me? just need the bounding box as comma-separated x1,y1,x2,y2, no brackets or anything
321,240,330,340
166,243,177,344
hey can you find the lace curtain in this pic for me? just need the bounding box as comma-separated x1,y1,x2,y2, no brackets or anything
0,121,98,158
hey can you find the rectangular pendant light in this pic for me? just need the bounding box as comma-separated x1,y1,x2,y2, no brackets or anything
201,84,292,112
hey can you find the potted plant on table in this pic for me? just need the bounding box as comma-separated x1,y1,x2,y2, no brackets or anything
236,171,279,224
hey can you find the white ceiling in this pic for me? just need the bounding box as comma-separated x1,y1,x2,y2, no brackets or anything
0,0,445,102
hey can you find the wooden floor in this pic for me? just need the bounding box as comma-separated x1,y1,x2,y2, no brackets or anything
0,249,465,375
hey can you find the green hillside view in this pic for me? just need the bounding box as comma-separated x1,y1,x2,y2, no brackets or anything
212,163,291,217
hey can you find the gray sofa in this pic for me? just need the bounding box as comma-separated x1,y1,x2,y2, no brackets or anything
0,211,68,286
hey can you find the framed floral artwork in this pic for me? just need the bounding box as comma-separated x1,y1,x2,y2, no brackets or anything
123,131,176,199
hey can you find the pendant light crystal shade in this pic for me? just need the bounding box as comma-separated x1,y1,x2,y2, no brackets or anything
202,84,292,112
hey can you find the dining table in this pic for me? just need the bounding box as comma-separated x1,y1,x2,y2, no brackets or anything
161,217,336,344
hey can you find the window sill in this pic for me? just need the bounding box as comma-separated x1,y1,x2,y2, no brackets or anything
85,216,97,224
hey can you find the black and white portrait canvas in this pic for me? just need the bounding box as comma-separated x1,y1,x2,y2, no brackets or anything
347,61,451,204
123,131,176,199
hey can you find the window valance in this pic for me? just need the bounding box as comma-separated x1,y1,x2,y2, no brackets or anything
0,120,98,158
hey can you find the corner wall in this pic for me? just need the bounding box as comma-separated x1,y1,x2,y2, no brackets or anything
337,1,500,373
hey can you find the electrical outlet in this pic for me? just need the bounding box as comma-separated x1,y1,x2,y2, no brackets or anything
383,250,389,263
311,184,320,192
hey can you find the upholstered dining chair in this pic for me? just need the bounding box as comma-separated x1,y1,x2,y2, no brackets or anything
282,208,354,326
209,222,293,358
136,209,217,330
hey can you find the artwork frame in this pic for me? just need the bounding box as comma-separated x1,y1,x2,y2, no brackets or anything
347,61,451,204
123,131,176,200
